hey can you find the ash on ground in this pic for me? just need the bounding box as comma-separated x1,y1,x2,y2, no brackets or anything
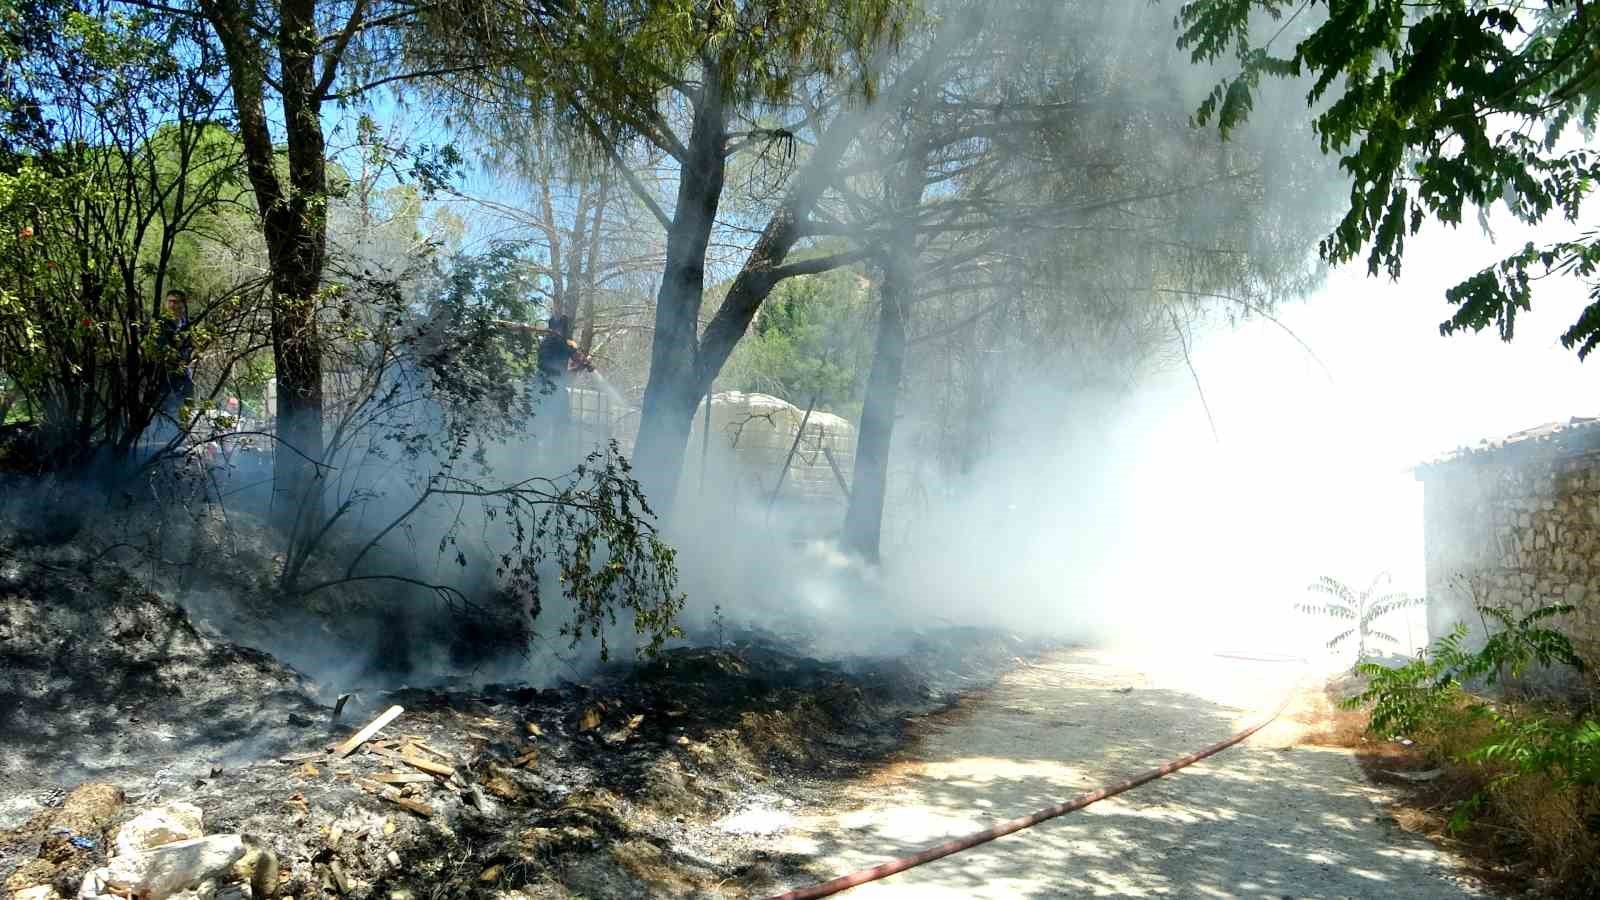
0,546,1050,898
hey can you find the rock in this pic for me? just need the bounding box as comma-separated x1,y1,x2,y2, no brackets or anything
115,802,205,855
233,837,279,898
13,885,65,900
77,835,248,900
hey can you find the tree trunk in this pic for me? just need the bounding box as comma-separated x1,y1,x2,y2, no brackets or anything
202,0,327,537
271,0,328,537
627,24,975,520
842,113,931,562
578,174,610,355
561,185,589,323
538,169,566,321
631,57,726,513
842,266,908,562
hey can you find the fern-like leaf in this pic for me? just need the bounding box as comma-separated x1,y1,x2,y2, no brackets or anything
1307,575,1355,605
1295,601,1356,619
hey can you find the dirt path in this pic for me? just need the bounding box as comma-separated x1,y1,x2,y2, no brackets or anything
761,648,1487,899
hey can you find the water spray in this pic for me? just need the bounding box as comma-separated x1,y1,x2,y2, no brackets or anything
588,369,627,408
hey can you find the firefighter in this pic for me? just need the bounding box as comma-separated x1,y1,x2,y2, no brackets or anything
537,314,577,384
535,314,592,455
157,289,195,426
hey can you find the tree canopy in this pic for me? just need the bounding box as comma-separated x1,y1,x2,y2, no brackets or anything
1178,0,1600,357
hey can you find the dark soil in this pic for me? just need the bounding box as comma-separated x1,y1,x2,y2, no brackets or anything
0,549,1050,899
0,555,326,815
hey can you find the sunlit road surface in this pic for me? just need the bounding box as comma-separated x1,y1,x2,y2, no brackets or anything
767,648,1486,899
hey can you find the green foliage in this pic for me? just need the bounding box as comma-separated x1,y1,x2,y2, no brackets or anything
415,245,546,426
1346,601,1587,738
1346,639,1465,739
1296,573,1424,661
1470,713,1600,789
291,245,684,662
550,447,685,660
1462,602,1588,686
415,0,909,156
1176,1,1600,358
1344,600,1594,830
0,2,253,462
719,266,872,414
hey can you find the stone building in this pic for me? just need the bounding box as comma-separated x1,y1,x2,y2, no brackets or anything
1415,417,1600,667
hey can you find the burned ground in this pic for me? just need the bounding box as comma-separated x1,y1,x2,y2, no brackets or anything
0,541,1047,898
0,555,325,816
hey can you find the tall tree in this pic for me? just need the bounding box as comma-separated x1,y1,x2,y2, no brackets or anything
420,0,913,516
833,0,1340,558
133,0,459,531
1178,0,1600,358
841,122,928,561
194,0,332,530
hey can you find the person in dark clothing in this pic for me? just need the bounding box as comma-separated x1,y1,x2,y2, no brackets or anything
535,314,591,457
157,289,194,425
537,314,577,384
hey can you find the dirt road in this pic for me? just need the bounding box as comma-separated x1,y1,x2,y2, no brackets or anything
761,648,1486,899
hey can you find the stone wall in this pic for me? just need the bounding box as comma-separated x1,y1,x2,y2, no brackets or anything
1419,447,1600,669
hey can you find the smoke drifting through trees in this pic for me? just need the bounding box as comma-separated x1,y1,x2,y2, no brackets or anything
1,0,1354,683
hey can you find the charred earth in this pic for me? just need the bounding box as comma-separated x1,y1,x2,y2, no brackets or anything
1,543,1048,898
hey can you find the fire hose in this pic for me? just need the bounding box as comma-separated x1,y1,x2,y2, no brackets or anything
763,652,1307,900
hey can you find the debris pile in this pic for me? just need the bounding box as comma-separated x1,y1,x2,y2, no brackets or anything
2,790,276,900
1,549,1052,896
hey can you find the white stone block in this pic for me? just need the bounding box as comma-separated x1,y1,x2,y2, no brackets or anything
78,835,247,900
115,802,205,856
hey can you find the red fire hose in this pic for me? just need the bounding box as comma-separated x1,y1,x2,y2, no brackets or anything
763,655,1304,900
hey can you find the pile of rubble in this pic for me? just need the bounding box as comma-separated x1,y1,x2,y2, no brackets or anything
2,546,1051,898
4,787,276,900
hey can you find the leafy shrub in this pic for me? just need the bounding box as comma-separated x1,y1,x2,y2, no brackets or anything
1345,599,1598,880
1470,714,1600,789
1345,641,1464,740
1346,603,1585,740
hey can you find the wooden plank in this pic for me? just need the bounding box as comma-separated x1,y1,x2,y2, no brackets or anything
332,705,404,758
408,741,454,762
370,772,435,785
329,859,351,894
400,753,455,779
821,445,852,499
378,786,435,818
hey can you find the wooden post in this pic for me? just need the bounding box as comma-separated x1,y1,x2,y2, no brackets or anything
822,444,851,500
768,394,818,522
